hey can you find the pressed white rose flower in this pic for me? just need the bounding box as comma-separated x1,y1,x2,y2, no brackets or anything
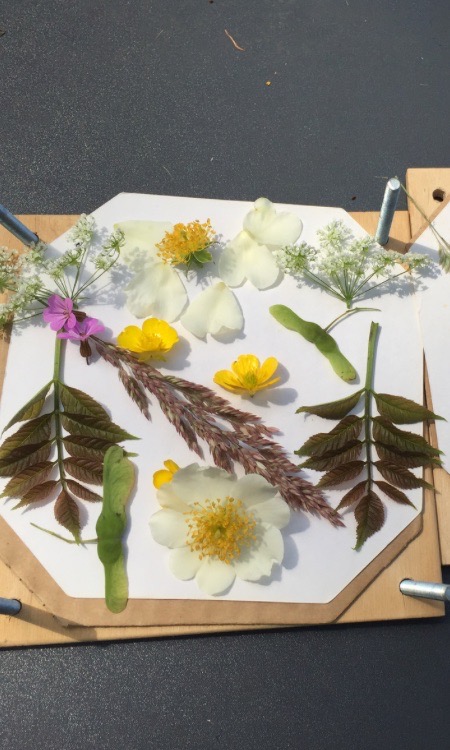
114,220,188,322
218,198,302,290
243,197,303,246
180,281,243,338
114,220,173,264
149,464,290,595
218,230,281,289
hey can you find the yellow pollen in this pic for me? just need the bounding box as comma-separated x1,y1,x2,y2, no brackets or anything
185,496,257,564
156,219,215,265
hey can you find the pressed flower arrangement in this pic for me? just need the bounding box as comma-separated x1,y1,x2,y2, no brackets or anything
0,194,432,612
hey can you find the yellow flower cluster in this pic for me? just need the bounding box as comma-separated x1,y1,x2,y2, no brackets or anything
185,497,257,564
156,219,215,266
117,318,178,361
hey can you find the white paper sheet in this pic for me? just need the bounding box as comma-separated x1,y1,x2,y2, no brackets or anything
0,194,424,603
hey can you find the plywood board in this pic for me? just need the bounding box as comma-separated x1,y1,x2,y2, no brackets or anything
0,209,443,647
406,168,450,563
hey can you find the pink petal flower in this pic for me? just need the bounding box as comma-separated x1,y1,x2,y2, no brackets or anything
57,316,105,341
43,295,77,331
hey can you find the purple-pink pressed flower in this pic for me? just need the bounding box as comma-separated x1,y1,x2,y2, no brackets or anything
57,316,105,341
43,295,77,331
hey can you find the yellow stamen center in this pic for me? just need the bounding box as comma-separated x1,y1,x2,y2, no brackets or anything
185,496,257,564
156,220,215,265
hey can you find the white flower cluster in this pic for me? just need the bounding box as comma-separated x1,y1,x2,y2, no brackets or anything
67,213,95,247
276,220,430,307
94,228,125,271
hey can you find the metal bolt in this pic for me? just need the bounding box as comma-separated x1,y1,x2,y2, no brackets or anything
375,177,401,245
399,578,450,602
0,597,22,616
0,203,39,246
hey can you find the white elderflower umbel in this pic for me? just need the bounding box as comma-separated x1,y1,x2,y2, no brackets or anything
276,220,431,308
149,464,290,596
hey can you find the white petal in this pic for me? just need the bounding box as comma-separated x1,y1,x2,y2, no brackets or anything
219,231,280,289
149,509,187,548
166,464,235,505
250,497,290,529
243,197,303,247
114,220,173,265
168,546,202,580
156,486,191,514
180,282,243,338
125,260,188,321
232,525,284,581
234,474,279,505
195,558,236,595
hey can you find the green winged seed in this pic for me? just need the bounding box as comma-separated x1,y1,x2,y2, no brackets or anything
269,305,357,382
96,446,135,614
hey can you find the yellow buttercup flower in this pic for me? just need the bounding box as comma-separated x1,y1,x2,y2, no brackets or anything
156,220,215,267
117,318,179,361
214,354,281,396
153,459,180,489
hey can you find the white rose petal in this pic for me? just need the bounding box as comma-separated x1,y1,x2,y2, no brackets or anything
250,497,291,529
149,509,188,548
114,220,173,264
167,464,235,505
180,281,243,338
169,547,202,580
125,258,188,321
218,231,281,289
234,474,280,506
195,558,236,596
243,197,303,247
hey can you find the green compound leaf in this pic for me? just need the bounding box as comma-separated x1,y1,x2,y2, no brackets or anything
354,490,385,551
374,460,434,491
0,441,52,477
54,488,81,543
297,390,363,419
96,446,136,614
2,382,52,433
0,414,53,460
374,441,441,469
336,481,367,511
1,461,54,499
374,481,416,508
299,440,363,471
374,393,443,424
316,460,365,488
60,384,110,420
372,417,441,457
13,480,59,509
63,436,115,462
63,457,104,485
61,413,137,443
66,479,102,502
296,415,363,458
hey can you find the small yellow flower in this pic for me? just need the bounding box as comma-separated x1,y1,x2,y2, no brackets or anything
117,318,179,361
156,219,215,267
153,459,180,489
213,354,281,396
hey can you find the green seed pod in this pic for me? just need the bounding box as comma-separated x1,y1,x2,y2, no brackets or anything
269,304,357,383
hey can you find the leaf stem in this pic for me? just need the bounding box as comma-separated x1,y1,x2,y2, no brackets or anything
324,306,380,333
364,322,379,488
53,337,68,492
31,523,97,544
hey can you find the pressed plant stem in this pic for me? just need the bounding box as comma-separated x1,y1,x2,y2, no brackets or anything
53,337,68,492
324,306,379,333
31,523,97,544
364,322,379,490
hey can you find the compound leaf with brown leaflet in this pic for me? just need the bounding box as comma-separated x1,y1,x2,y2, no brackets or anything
296,390,363,420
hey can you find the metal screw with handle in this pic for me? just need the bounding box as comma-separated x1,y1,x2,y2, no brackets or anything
400,579,450,602
0,203,39,246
